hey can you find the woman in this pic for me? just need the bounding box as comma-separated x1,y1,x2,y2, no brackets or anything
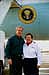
23,33,41,75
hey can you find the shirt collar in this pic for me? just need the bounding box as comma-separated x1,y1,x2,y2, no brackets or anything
25,41,33,46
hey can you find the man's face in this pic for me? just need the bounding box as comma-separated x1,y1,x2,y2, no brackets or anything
16,27,23,37
25,35,32,44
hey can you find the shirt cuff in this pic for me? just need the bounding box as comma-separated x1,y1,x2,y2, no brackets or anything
37,63,40,66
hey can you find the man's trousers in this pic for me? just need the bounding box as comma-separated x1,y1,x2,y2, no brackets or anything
9,56,23,75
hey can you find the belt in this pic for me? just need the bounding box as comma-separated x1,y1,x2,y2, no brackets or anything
11,54,23,59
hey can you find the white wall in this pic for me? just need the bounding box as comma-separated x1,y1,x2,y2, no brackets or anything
35,40,49,51
35,40,49,63
0,31,5,63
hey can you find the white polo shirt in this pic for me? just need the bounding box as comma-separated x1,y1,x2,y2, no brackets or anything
23,41,41,65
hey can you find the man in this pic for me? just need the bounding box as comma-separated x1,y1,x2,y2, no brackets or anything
23,33,41,75
5,26,24,75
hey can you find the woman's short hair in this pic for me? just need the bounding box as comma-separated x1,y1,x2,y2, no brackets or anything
25,33,33,39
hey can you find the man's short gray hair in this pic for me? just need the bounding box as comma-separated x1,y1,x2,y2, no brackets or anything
16,26,24,30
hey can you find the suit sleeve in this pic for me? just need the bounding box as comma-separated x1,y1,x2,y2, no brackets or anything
36,43,42,66
5,39,11,59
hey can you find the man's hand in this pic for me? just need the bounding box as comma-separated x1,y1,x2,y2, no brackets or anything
37,65,40,68
8,59,12,65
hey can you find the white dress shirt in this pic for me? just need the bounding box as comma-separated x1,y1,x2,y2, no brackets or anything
23,41,41,66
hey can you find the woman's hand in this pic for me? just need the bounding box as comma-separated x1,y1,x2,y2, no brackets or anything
37,65,40,68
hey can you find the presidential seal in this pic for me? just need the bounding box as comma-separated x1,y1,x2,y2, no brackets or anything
18,6,37,24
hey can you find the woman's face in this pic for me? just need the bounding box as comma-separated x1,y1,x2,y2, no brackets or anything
25,35,32,44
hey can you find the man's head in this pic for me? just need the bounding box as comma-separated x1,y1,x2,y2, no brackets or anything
16,26,24,37
25,33,33,44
